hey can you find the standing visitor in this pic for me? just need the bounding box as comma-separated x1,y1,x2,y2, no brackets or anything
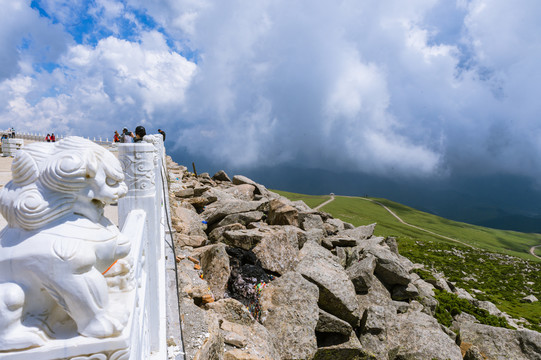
134,126,146,143
120,127,134,143
51,133,56,142
158,129,166,141
46,134,51,142
113,130,120,143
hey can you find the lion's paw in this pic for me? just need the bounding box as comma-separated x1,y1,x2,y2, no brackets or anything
0,326,47,351
79,313,124,338
0,283,47,351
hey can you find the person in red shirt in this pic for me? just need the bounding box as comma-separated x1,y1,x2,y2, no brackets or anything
46,134,50,142
113,130,120,143
51,133,56,142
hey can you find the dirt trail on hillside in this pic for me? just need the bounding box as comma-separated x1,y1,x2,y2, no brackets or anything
314,195,335,210
529,245,541,260
318,195,476,249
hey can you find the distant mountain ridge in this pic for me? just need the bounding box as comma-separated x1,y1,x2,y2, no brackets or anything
169,148,541,233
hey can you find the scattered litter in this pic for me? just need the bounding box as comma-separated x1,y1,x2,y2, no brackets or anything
248,281,268,321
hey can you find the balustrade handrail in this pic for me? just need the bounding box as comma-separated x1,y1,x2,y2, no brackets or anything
121,209,151,359
13,132,113,145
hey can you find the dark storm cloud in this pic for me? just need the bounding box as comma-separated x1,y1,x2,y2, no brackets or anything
2,0,541,182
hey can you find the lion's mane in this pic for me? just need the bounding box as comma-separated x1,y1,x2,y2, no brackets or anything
0,137,124,230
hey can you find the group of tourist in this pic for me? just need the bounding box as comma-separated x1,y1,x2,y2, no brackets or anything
3,127,16,139
45,133,56,142
113,127,166,143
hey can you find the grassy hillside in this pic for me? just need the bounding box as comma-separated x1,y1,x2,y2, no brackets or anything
273,190,541,331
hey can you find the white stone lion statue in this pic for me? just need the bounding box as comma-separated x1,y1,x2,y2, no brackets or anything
0,136,130,351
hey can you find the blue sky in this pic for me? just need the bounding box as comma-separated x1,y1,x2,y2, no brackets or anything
2,0,541,186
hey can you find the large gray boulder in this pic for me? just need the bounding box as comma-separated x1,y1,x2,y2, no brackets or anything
208,223,245,244
296,241,360,326
360,309,463,359
174,206,207,237
206,298,280,359
346,236,386,266
267,198,299,227
391,282,420,301
313,331,369,360
216,210,265,228
291,200,312,212
232,175,271,197
174,233,207,248
347,253,377,294
356,277,393,322
179,298,220,360
199,244,231,300
323,235,358,248
361,238,411,286
299,212,325,231
387,311,463,359
224,184,256,201
260,272,320,360
252,227,300,275
212,170,231,182
459,322,541,360
223,228,267,250
316,309,353,336
201,187,235,203
302,228,326,247
193,311,223,360
341,223,376,241
326,218,346,232
202,200,268,225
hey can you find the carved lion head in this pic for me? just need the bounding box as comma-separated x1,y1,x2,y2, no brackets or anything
0,137,128,230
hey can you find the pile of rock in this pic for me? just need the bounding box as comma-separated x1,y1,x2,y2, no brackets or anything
166,158,541,360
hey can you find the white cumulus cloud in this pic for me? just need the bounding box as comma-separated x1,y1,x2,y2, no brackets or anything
2,0,541,180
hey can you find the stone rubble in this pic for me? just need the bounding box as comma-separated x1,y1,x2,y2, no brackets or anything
165,157,541,360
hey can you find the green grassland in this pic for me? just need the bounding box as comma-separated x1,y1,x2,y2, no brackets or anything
274,190,541,330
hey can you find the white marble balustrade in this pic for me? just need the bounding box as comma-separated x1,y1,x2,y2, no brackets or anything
0,135,171,360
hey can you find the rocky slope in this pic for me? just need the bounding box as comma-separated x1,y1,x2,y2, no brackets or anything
165,157,541,360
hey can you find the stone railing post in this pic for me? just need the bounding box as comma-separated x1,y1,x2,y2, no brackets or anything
117,142,166,356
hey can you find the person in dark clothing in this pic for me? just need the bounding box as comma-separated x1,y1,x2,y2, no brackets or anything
134,126,146,143
157,129,166,141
